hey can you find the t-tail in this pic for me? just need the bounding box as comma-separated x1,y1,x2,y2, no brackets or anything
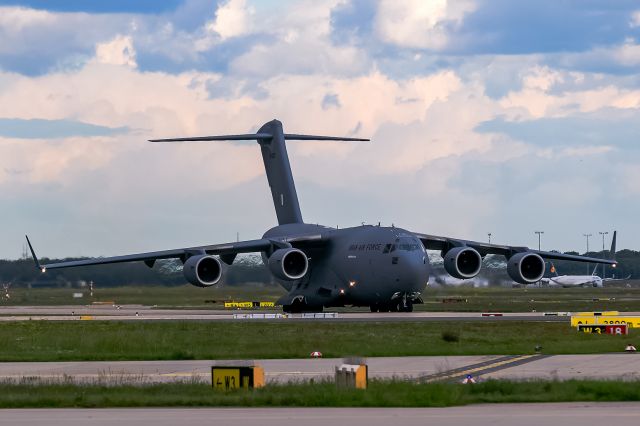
592,230,617,275
150,119,368,225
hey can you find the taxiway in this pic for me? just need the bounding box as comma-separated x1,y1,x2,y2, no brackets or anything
3,404,640,426
0,305,576,322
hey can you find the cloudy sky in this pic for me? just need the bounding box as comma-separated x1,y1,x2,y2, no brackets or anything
0,0,638,259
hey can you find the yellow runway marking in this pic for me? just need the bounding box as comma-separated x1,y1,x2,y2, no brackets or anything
424,355,540,383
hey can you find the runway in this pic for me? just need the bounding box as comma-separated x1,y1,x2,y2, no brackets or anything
2,354,639,384
0,305,575,322
2,404,640,426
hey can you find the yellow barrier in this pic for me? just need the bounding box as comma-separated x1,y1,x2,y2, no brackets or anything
571,316,640,328
80,315,94,320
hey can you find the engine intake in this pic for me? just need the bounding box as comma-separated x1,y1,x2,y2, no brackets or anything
268,248,308,281
507,252,545,284
183,255,222,287
443,247,482,279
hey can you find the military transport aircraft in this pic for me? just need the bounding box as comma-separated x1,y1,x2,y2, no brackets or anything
26,119,618,312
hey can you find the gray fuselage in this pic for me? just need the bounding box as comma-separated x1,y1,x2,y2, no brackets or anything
263,223,430,309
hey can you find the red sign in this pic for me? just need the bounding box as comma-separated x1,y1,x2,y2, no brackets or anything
577,324,628,335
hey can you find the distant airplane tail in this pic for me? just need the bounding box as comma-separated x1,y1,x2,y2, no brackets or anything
590,230,618,276
609,230,617,261
150,119,368,225
549,262,559,277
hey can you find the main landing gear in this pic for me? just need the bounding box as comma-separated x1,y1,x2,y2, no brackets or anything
369,299,413,313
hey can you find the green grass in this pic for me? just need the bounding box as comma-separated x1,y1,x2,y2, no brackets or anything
0,379,639,408
0,321,636,361
0,285,285,308
422,284,640,313
4,284,640,312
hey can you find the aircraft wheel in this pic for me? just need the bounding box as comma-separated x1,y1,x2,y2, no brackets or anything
283,300,304,313
399,301,413,312
370,304,379,313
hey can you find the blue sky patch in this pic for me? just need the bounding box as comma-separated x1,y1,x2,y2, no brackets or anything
475,113,640,148
0,118,129,139
0,0,183,13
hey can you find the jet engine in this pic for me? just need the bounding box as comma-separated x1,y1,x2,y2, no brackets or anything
183,255,222,287
507,252,545,284
443,247,482,279
268,248,309,281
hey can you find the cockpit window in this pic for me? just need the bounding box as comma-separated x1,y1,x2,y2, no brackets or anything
397,237,420,251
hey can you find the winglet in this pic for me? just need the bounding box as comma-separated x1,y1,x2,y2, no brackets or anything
25,235,45,272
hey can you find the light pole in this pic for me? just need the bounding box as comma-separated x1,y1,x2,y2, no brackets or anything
488,233,492,244
599,231,608,279
583,233,592,275
534,231,544,251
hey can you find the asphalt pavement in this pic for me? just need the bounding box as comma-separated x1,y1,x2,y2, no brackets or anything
0,305,575,322
2,404,640,426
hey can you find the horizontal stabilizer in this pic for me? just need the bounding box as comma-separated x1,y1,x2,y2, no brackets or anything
150,133,368,143
283,134,369,141
149,133,272,142
149,119,369,225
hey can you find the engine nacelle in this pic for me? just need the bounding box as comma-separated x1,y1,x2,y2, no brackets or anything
507,252,545,284
268,248,309,281
183,255,222,287
443,247,482,279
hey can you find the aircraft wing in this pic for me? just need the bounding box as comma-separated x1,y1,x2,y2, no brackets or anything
26,233,326,272
414,233,617,265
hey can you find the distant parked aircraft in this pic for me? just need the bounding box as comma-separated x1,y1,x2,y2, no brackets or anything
541,232,628,287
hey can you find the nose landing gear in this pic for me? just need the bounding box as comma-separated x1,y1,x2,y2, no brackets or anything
398,295,413,312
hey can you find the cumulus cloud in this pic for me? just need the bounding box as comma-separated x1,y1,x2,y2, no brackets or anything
94,35,137,67
374,0,476,50
631,10,640,28
1,1,640,258
0,6,52,33
613,39,640,67
0,6,133,75
206,0,254,40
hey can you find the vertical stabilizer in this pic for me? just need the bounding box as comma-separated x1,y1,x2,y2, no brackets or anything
257,120,303,225
149,119,368,226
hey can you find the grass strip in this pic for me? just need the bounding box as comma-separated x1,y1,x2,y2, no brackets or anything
0,320,637,361
0,379,639,408
5,284,640,312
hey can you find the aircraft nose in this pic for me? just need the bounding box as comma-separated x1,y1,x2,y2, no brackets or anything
401,252,429,288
